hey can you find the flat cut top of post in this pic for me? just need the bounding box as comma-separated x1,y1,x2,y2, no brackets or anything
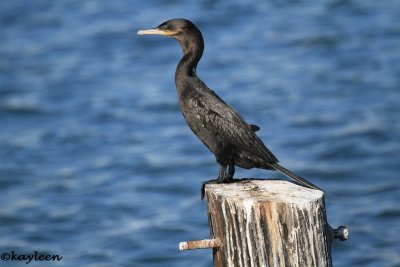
206,179,323,205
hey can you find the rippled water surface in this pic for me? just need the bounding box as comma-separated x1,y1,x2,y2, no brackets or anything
1,1,399,266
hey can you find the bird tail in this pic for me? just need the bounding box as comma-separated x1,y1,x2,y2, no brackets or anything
270,163,322,191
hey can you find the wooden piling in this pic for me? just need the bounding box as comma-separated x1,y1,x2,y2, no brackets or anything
179,179,348,266
205,179,332,267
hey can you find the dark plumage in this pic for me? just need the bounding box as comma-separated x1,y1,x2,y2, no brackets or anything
138,19,321,198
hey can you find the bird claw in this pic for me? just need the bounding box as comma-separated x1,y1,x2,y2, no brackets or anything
201,177,236,200
201,179,219,201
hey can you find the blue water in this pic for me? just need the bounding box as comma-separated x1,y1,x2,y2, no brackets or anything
1,1,399,266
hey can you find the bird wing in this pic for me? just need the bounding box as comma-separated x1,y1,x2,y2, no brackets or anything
192,87,278,163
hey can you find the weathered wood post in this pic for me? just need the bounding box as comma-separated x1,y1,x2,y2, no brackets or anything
179,179,348,267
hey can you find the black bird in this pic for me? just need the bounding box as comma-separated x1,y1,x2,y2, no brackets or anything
138,19,321,198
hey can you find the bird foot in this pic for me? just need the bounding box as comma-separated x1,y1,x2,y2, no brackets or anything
201,177,236,201
201,179,218,201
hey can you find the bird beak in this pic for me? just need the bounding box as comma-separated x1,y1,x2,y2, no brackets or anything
137,28,176,36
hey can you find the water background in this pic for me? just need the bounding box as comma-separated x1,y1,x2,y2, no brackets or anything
1,0,399,266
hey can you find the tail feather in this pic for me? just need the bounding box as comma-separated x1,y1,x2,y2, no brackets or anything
270,163,322,191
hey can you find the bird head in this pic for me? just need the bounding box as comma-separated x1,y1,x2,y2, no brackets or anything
137,18,204,72
137,18,200,42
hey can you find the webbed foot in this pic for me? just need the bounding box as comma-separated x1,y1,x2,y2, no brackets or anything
201,179,218,200
201,164,236,200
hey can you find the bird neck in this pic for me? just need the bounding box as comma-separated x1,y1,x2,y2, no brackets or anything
175,33,204,85
177,50,202,77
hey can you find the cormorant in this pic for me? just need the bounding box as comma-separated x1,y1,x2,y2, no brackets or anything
138,19,321,198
